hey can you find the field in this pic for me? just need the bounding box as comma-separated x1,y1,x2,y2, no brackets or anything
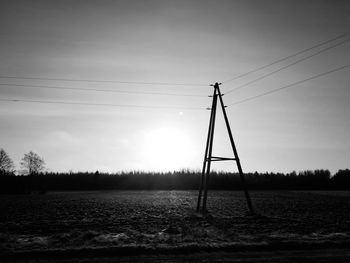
1,190,350,261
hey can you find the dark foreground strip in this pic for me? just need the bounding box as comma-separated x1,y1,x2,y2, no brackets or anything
2,241,350,261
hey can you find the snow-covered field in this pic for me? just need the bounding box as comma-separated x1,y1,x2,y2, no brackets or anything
1,190,350,255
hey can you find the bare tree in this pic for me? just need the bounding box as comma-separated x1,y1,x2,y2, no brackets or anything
20,151,45,175
0,148,15,174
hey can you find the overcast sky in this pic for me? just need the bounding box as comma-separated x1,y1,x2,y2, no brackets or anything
0,0,349,174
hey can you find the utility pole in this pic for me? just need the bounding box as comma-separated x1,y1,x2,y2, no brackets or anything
196,82,254,214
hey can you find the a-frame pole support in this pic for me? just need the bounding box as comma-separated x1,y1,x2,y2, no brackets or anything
196,82,254,214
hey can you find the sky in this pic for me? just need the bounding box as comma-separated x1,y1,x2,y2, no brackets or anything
0,0,349,174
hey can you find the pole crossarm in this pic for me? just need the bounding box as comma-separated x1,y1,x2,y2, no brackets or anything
207,156,236,161
196,82,254,214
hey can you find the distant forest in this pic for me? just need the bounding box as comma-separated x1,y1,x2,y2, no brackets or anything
0,169,350,194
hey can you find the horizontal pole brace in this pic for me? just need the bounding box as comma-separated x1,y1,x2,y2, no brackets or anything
205,157,236,161
210,159,235,162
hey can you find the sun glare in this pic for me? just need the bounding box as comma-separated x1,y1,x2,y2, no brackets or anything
141,126,195,171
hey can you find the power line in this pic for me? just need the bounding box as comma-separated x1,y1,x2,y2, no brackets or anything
226,64,350,107
224,37,350,95
0,98,206,110
1,32,349,89
0,83,208,98
0,75,207,87
222,31,350,84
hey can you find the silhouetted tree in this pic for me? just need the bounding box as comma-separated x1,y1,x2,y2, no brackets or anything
20,151,45,175
0,148,14,175
332,169,350,189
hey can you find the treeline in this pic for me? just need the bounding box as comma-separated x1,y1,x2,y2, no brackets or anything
0,169,350,193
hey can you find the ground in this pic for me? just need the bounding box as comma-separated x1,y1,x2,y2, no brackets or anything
1,190,350,261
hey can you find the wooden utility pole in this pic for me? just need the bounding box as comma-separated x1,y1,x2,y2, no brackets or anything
196,82,254,214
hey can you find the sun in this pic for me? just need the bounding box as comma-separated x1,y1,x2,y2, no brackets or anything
141,126,195,171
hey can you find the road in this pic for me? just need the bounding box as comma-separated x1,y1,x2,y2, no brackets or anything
3,248,350,263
